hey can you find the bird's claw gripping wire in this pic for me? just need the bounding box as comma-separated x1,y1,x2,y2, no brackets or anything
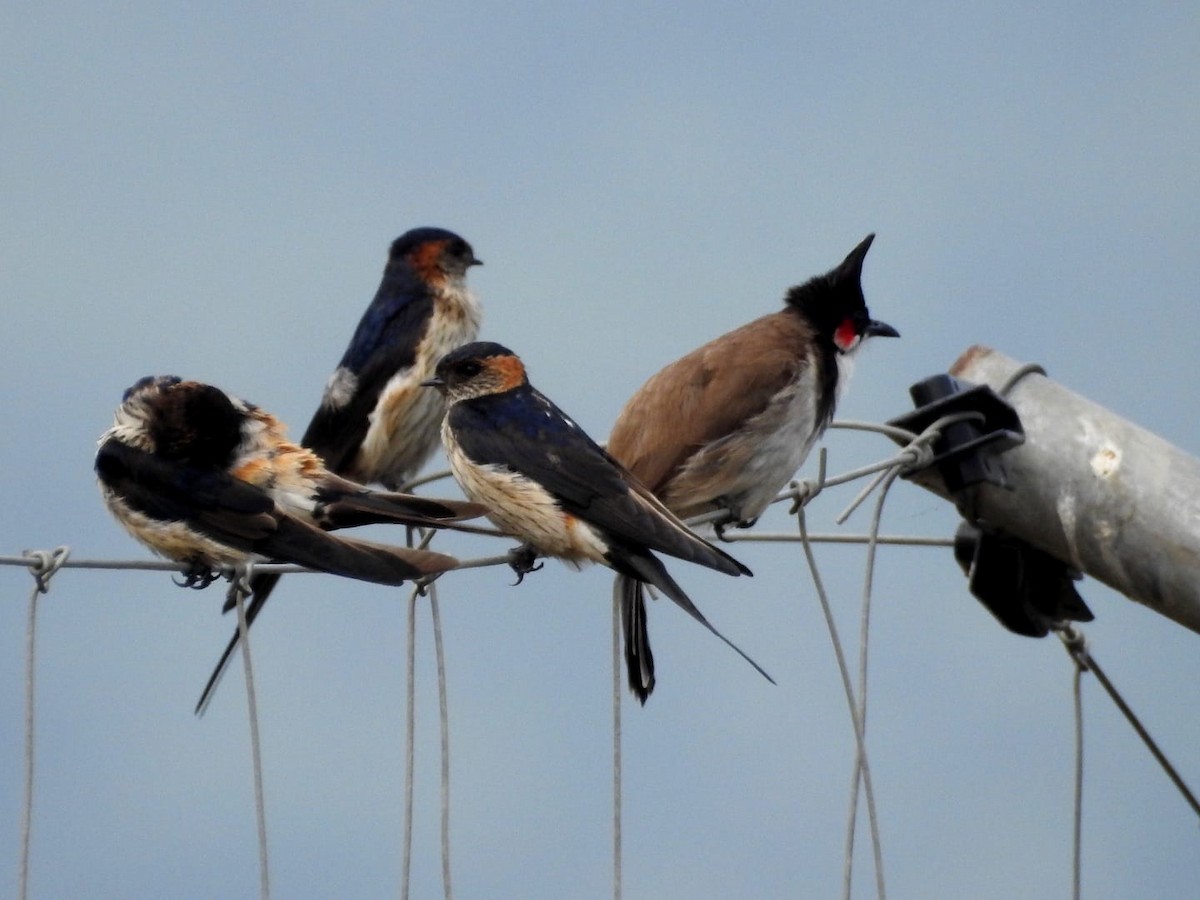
712,511,756,542
788,447,829,515
175,560,220,590
507,544,544,585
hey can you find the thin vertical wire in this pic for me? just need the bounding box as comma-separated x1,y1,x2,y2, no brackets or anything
1071,662,1084,900
18,548,68,900
612,590,623,900
233,575,271,900
843,468,902,898
795,509,886,900
401,587,418,900
18,581,39,900
429,584,454,900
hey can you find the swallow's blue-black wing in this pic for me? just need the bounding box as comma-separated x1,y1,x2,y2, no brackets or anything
301,268,434,470
448,387,747,576
96,439,276,545
96,439,454,582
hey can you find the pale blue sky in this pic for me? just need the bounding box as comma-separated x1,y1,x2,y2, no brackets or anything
3,4,1199,898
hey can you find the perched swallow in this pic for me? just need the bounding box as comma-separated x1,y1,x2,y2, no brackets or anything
424,341,773,702
606,234,898,698
94,376,484,712
203,228,483,712
303,227,483,488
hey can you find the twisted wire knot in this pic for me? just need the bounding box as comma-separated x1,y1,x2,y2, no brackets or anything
895,440,935,474
1055,623,1090,671
787,477,823,514
24,546,70,594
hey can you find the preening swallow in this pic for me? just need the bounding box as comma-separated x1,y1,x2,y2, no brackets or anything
203,228,483,713
94,375,485,713
424,341,773,702
606,234,898,699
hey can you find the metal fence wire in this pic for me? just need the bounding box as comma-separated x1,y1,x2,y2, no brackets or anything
6,418,1198,900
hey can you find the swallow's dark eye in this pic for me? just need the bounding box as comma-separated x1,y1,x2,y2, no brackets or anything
457,361,482,378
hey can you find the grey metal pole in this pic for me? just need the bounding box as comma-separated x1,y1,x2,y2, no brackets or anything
908,345,1200,636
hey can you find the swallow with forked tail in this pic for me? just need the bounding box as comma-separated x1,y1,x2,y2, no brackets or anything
424,342,773,702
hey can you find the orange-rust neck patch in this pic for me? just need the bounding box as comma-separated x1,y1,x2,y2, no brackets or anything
488,354,528,391
408,239,449,284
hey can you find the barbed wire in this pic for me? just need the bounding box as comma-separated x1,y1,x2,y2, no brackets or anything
7,415,1198,900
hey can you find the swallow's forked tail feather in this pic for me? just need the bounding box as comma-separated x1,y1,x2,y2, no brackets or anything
196,525,458,716
611,551,774,691
260,517,458,584
314,485,487,531
195,595,265,716
616,574,655,704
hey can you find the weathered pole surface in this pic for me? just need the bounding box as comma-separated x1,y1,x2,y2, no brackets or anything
908,345,1200,636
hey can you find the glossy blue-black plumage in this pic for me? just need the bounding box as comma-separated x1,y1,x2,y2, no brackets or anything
432,342,771,702
95,440,273,549
301,228,479,474
335,230,460,374
197,229,481,714
450,385,599,465
447,386,748,573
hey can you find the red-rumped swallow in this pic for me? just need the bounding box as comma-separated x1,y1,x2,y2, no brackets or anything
605,233,898,700
203,228,483,712
423,342,774,701
94,376,485,712
303,227,483,487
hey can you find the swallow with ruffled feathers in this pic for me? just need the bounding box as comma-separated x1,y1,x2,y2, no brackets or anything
424,342,774,700
606,233,898,700
94,375,485,712
198,228,483,713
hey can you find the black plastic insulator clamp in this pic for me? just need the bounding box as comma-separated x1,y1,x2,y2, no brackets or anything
954,521,1094,636
887,374,1024,493
890,373,1094,636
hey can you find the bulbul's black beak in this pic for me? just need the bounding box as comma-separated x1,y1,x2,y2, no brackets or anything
865,319,899,339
